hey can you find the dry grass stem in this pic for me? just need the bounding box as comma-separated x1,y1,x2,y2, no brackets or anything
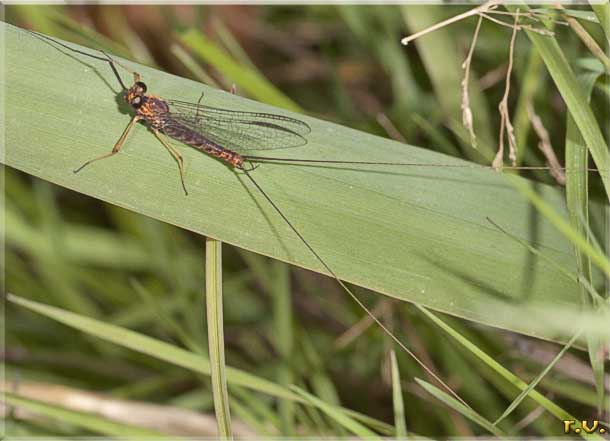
2,381,257,437
486,9,566,24
401,0,552,47
401,0,501,45
479,13,554,36
461,15,484,150
493,9,520,171
561,9,610,72
527,102,566,185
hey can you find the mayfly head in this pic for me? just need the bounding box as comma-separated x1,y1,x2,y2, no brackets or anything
125,81,148,109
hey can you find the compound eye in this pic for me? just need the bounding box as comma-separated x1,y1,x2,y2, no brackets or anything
135,81,147,93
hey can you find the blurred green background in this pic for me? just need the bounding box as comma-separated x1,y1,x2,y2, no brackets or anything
3,4,609,438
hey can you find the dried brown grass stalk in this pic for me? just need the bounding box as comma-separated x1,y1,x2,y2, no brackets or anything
461,15,484,150
2,381,257,437
401,1,552,46
527,102,566,185
493,9,520,171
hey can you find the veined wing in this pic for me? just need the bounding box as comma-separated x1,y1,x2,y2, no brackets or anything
167,100,311,153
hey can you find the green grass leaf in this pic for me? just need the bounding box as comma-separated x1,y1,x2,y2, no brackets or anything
390,350,408,438
205,238,233,438
272,260,296,435
4,22,606,342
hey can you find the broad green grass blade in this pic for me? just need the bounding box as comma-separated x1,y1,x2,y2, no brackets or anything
205,238,233,438
4,23,607,342
4,392,166,437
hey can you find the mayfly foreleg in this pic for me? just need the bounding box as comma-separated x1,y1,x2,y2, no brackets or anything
28,30,128,91
74,115,141,173
99,49,142,87
153,130,189,195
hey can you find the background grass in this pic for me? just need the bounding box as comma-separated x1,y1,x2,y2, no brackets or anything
3,4,609,438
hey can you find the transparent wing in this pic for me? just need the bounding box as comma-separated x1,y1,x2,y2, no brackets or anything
166,99,311,153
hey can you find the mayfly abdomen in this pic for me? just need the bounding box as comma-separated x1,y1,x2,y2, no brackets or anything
161,119,244,168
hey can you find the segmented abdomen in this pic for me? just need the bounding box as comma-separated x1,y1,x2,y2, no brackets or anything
161,118,243,168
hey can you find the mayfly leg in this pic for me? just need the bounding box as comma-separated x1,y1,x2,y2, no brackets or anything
74,115,141,173
153,130,189,196
194,84,236,120
100,49,143,86
28,30,128,92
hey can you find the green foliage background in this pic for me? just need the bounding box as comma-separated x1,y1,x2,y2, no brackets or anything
3,4,609,438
